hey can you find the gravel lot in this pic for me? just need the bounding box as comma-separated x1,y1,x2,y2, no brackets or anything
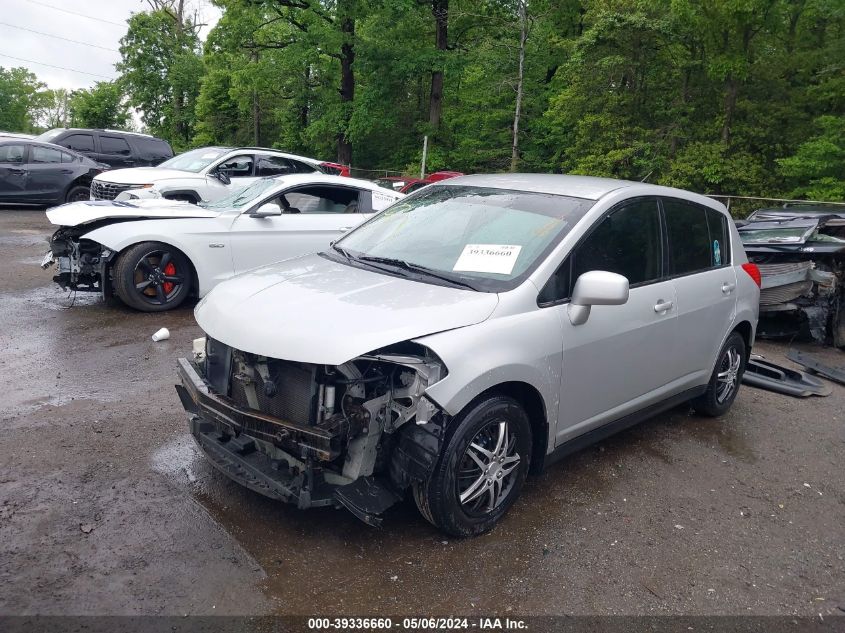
0,208,843,617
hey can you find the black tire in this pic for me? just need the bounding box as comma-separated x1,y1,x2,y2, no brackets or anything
412,396,532,537
691,331,747,417
65,184,89,203
112,242,192,312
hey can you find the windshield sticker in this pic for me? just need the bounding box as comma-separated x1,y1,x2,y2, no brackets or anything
201,152,219,159
713,240,722,265
453,244,522,275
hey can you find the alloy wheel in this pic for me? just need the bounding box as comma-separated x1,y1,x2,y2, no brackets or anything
716,346,742,404
456,419,521,515
133,250,185,306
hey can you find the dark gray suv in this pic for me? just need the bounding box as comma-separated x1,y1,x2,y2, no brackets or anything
34,128,173,169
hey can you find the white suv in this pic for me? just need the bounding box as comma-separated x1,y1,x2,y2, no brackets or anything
90,146,330,203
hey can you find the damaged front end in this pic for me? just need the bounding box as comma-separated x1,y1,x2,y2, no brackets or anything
738,207,845,348
43,225,114,296
175,338,448,525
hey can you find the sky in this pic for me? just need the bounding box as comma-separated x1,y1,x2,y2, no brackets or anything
0,0,221,91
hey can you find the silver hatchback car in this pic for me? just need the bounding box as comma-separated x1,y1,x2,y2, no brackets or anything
176,174,761,536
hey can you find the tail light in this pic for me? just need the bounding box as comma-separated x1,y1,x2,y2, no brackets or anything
741,262,761,288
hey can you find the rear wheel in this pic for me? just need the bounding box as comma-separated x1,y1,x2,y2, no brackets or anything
112,242,192,312
691,331,747,417
65,185,89,203
413,396,531,537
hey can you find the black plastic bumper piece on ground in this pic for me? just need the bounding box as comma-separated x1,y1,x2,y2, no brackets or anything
785,349,845,386
333,477,402,527
742,357,832,397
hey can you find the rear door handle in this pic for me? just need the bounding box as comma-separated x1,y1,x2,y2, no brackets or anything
721,282,736,294
654,300,673,313
10,168,25,175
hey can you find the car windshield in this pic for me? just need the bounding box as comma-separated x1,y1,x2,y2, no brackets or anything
334,185,594,292
200,178,279,210
34,129,63,143
159,147,229,173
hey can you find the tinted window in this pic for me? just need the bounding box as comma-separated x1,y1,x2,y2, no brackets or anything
60,151,75,163
282,186,359,214
663,199,714,275
573,199,662,286
31,145,63,164
0,144,25,163
100,136,131,155
256,156,296,177
291,159,317,174
136,137,172,160
706,207,731,266
63,134,95,153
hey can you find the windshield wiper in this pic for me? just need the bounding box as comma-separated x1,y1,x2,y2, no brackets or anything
356,255,478,291
331,243,353,262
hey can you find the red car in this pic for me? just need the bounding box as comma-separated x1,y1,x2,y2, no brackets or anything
374,170,464,194
319,161,351,177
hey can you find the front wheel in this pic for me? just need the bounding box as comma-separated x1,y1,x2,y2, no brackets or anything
413,396,531,537
691,331,747,417
65,184,89,203
112,242,192,312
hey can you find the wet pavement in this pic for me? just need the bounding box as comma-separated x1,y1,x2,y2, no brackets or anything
0,209,843,616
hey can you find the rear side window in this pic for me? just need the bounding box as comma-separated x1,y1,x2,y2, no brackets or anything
256,156,297,177
706,208,731,267
63,134,95,153
664,199,729,274
31,145,63,163
60,151,75,163
100,136,131,155
136,137,172,161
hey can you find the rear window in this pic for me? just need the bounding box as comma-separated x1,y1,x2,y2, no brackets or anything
136,137,172,160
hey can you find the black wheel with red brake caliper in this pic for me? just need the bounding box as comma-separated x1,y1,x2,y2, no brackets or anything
113,241,192,312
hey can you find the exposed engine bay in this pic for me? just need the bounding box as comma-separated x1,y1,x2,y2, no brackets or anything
176,337,448,525
738,206,845,348
44,225,115,295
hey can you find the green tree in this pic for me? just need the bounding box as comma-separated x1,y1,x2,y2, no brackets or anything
68,82,130,129
0,66,45,133
778,116,845,200
117,2,202,146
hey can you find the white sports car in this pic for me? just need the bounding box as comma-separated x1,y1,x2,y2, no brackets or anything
89,146,338,204
42,174,404,312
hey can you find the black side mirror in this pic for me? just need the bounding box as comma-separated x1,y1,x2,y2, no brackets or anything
213,170,231,185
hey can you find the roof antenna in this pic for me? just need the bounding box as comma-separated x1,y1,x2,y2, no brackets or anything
640,170,653,183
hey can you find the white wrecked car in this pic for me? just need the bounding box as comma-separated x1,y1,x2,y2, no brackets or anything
42,174,403,311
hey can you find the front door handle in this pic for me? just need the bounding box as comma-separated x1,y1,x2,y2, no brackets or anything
721,282,736,294
9,168,25,175
339,226,354,233
654,300,673,313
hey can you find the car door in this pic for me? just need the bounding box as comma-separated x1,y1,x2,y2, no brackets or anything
229,184,372,274
97,134,135,169
539,197,680,444
0,143,29,202
662,197,738,384
26,144,71,203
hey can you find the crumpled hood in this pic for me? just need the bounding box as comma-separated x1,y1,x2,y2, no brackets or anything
94,167,198,185
195,253,499,365
46,199,219,227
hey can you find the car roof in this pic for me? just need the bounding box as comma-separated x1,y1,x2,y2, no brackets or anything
436,173,712,203
43,127,159,139
227,147,323,165
265,172,403,193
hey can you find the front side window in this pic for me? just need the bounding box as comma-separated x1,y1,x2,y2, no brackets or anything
31,145,63,164
218,154,254,178
0,144,26,163
100,136,131,155
334,185,595,292
282,186,360,213
664,198,727,274
200,178,280,211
